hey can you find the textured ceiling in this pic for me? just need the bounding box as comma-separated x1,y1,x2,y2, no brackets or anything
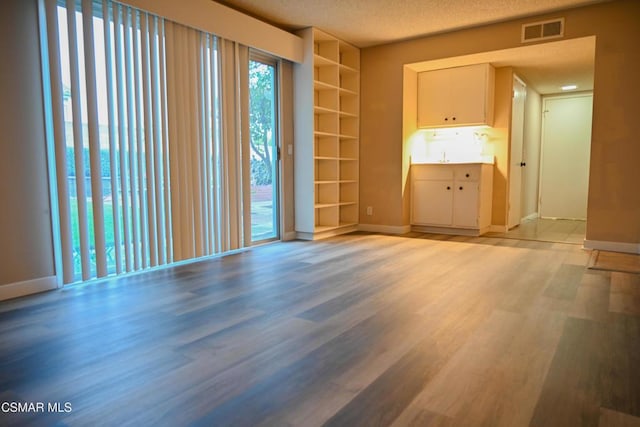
216,0,607,47
216,0,604,94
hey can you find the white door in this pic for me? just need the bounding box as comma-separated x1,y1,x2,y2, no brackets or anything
539,94,593,219
508,76,526,229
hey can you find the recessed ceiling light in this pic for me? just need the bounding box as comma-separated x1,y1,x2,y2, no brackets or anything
561,84,577,91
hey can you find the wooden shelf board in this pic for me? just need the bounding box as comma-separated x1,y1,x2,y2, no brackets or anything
314,156,339,160
338,111,357,118
339,87,358,96
339,64,358,74
314,80,338,91
314,131,340,138
314,54,338,67
314,106,338,115
315,180,338,184
315,203,338,209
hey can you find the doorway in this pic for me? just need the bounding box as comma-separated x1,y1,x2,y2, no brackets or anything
539,94,593,219
248,55,280,242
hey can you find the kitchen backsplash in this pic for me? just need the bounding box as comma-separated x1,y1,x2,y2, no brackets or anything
409,126,497,163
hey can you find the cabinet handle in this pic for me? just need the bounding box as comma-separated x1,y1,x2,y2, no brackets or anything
465,173,470,178
444,117,448,121
459,186,463,190
446,186,451,190
452,116,456,121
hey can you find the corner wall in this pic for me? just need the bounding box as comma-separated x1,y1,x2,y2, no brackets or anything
0,0,56,290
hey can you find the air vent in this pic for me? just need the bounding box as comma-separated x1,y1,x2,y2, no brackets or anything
521,18,564,43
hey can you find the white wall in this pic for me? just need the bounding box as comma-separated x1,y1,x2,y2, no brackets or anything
521,86,542,218
0,0,56,287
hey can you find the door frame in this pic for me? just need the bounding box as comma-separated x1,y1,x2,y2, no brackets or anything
508,74,527,229
248,50,282,244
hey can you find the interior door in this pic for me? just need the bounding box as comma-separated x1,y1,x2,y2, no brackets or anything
508,76,526,229
539,94,593,219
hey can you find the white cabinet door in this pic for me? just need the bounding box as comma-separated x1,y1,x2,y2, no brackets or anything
453,182,479,227
450,65,489,126
417,64,494,128
417,71,451,128
412,180,453,225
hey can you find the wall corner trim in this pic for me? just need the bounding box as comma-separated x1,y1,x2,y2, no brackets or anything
283,231,298,241
358,224,412,235
0,275,58,302
583,240,640,255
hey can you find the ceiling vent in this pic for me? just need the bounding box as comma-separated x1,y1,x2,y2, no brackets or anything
521,18,564,43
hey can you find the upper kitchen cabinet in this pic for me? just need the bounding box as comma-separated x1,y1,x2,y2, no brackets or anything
417,63,495,128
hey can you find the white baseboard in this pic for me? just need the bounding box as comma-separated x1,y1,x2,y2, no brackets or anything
358,224,411,235
489,225,508,233
0,275,59,301
521,212,539,222
583,240,640,254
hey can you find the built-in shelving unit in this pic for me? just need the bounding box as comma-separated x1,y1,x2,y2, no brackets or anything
294,28,360,240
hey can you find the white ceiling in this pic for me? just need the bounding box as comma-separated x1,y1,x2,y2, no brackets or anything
217,0,604,94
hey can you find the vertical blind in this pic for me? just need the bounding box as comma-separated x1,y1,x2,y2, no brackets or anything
42,0,249,284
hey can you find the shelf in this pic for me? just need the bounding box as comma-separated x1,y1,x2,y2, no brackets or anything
314,80,337,91
339,87,358,96
314,131,340,138
338,222,357,228
338,110,357,118
314,54,338,67
295,28,359,240
339,63,358,74
314,106,338,115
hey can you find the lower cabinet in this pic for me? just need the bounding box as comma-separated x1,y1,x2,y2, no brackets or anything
411,163,493,235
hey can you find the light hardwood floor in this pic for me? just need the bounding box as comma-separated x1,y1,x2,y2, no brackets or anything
1,232,639,426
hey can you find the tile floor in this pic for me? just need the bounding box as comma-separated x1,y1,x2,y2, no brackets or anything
486,217,586,244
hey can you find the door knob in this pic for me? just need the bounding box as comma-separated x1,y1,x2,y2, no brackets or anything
520,162,526,167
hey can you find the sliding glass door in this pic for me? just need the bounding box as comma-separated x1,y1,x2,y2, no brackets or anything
248,56,279,242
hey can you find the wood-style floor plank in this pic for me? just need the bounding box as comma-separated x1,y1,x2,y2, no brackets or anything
1,232,639,426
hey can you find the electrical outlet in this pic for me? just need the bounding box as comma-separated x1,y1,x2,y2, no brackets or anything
366,206,373,216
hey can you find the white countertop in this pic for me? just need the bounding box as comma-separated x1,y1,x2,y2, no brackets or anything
411,156,494,165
